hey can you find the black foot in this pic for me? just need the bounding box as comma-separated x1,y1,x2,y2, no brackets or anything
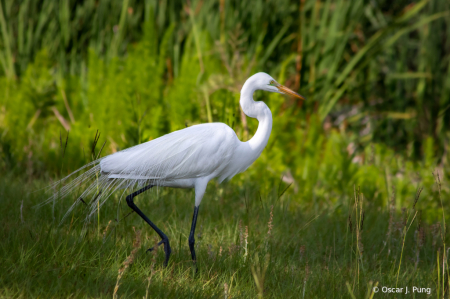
146,238,171,267
146,239,164,252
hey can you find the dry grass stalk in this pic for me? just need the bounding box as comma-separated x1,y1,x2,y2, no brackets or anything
302,260,309,299
299,245,306,262
113,227,141,299
102,220,112,241
243,226,248,262
324,246,332,271
144,238,159,299
354,187,364,259
219,246,223,257
224,282,229,299
304,261,310,282
414,214,425,270
267,205,274,237
265,205,274,251
357,229,364,256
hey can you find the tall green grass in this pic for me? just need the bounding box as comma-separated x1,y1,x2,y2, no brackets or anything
1,0,449,156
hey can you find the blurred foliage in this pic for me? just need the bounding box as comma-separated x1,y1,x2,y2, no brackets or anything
0,0,449,219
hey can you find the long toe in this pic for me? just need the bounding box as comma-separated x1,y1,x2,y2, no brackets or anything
146,239,165,252
145,239,171,266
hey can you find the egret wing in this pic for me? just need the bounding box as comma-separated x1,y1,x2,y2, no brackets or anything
100,123,237,182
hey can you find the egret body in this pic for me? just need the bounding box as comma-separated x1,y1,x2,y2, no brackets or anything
51,72,304,267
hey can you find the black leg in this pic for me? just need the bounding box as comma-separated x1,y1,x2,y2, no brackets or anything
125,185,172,267
188,206,200,264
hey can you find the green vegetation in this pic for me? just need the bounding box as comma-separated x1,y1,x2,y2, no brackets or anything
0,0,450,297
0,177,444,298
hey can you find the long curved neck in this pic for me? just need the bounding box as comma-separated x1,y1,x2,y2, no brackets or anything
240,83,273,156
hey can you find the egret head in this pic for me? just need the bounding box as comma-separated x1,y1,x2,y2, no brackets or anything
248,72,306,101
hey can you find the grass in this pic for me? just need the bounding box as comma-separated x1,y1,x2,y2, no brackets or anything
0,176,444,298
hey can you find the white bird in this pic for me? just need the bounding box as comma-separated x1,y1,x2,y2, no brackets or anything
48,72,305,267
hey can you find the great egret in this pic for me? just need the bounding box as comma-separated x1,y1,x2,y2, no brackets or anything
49,72,305,267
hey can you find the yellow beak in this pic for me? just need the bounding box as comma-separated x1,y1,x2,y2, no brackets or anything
277,85,306,101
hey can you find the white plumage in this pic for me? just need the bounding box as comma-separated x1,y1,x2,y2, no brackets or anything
46,72,305,267
101,123,238,186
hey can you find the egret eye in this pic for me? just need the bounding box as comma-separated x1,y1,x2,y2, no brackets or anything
269,80,276,86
